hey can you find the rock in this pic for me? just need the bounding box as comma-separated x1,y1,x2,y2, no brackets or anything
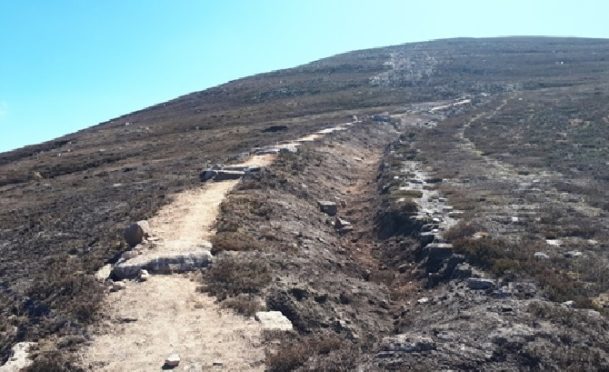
279,144,298,153
138,269,150,281
123,223,144,247
136,220,151,237
564,250,583,259
467,277,495,290
111,281,127,292
417,297,430,305
255,311,293,331
318,201,338,216
213,170,245,181
0,342,35,371
254,147,281,155
452,263,473,279
534,252,550,260
122,250,139,260
419,231,436,246
377,333,435,356
562,300,575,308
164,353,180,368
95,264,112,282
425,243,453,260
112,250,213,279
335,217,351,229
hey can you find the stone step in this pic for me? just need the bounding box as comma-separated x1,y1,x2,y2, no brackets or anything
112,250,213,279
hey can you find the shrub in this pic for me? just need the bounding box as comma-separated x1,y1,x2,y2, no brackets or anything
203,255,271,300
221,294,263,317
211,231,263,254
266,334,346,372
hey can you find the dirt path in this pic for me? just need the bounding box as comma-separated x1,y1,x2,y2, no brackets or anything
78,121,359,371
78,179,266,371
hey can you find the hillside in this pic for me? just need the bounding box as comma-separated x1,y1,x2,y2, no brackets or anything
2,36,609,371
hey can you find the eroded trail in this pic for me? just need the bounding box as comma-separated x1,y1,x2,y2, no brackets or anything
78,121,359,371
78,180,266,371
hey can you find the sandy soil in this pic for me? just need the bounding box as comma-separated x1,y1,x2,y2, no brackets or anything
78,121,358,371
78,179,265,371
79,276,265,371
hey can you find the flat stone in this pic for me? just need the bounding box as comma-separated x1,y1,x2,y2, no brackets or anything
318,201,338,216
255,311,293,331
466,277,495,290
112,250,213,279
164,353,180,368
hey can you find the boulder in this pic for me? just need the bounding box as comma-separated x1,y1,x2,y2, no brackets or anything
467,277,495,290
164,353,180,369
123,223,144,247
534,252,550,260
213,170,245,181
255,311,293,331
318,201,338,216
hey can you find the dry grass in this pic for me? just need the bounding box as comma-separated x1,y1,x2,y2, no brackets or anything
210,231,263,255
266,334,348,372
202,255,272,300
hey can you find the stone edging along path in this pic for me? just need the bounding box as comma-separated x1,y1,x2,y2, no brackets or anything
72,119,360,371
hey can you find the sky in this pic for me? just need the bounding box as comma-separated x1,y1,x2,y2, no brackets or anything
1,0,608,152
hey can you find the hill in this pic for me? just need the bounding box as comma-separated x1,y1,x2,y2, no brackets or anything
2,36,609,370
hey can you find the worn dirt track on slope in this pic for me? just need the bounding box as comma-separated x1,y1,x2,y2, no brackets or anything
78,122,360,371
78,180,266,371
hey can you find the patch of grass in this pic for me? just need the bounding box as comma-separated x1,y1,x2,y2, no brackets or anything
210,231,263,254
221,294,263,317
266,334,346,372
443,221,483,241
202,255,271,300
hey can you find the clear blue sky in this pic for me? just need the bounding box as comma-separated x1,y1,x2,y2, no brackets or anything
1,0,608,152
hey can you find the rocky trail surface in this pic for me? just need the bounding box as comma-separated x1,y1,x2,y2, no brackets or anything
76,121,359,371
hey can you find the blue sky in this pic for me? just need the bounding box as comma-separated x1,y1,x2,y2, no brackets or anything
1,0,608,152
